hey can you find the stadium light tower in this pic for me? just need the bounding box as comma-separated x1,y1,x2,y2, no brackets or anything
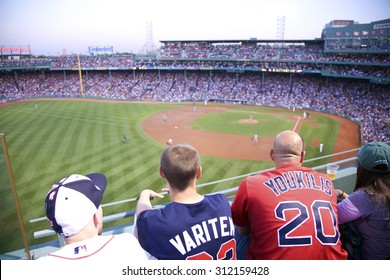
276,16,286,40
141,21,157,55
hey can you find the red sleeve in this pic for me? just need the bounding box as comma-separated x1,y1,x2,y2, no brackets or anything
231,178,249,227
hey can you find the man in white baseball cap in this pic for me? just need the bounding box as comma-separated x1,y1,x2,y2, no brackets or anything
38,173,148,261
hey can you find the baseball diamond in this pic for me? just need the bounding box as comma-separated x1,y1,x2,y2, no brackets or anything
142,103,360,162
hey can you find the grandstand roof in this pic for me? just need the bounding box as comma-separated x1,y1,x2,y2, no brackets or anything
160,39,324,44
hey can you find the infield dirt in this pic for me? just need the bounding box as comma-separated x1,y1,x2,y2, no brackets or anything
142,104,361,161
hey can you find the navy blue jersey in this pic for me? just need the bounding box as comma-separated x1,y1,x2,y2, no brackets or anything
137,194,236,260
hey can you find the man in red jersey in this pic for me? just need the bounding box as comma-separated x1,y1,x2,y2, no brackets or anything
231,130,348,260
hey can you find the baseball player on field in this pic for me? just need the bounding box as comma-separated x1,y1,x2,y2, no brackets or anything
231,130,348,260
253,134,258,142
135,143,237,260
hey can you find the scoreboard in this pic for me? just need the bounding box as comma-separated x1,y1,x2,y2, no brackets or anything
88,46,113,55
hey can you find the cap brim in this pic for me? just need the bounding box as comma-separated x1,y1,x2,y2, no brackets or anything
86,173,107,192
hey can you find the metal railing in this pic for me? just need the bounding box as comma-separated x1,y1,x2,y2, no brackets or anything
30,147,361,242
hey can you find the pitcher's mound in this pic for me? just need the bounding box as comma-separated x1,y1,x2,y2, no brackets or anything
239,119,258,124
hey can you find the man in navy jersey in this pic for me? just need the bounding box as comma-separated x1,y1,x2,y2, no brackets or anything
135,142,236,260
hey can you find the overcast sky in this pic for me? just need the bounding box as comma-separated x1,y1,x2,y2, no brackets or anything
0,0,389,55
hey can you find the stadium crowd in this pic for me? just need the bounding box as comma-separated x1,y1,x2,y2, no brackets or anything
0,70,388,143
0,42,389,143
1,42,389,79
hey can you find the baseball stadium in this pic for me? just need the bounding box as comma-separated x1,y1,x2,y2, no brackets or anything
0,18,389,260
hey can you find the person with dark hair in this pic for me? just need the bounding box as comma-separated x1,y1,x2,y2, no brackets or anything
38,173,148,261
231,130,348,260
135,142,236,260
336,142,390,260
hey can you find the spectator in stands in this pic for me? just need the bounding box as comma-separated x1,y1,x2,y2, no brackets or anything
231,130,348,260
336,142,390,260
38,173,148,261
135,142,237,260
1,68,388,142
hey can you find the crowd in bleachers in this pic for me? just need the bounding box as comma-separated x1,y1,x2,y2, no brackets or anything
0,70,388,143
1,42,389,80
159,42,390,64
0,41,388,142
50,54,134,68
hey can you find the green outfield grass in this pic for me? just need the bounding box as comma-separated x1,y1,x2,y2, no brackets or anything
192,109,292,136
192,106,339,160
0,99,339,252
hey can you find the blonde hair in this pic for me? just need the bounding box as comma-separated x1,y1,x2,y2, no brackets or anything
160,143,200,191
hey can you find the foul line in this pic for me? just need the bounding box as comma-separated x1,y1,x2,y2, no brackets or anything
293,117,302,132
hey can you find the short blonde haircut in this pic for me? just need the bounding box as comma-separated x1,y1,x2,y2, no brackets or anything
160,142,200,191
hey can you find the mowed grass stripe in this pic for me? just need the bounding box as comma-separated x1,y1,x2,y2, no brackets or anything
104,149,162,212
15,122,88,210
4,102,165,214
36,122,73,172
9,117,66,187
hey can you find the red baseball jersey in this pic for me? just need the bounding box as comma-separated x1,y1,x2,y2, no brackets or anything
231,163,348,260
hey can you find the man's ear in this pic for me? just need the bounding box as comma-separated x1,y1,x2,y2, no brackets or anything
270,149,275,161
159,167,166,179
300,150,306,163
196,166,202,179
93,206,103,228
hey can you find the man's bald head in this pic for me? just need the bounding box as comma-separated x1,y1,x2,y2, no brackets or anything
270,130,305,167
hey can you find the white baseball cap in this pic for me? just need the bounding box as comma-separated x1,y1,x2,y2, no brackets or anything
45,173,107,237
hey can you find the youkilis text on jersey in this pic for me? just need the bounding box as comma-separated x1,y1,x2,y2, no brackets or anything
263,171,333,196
